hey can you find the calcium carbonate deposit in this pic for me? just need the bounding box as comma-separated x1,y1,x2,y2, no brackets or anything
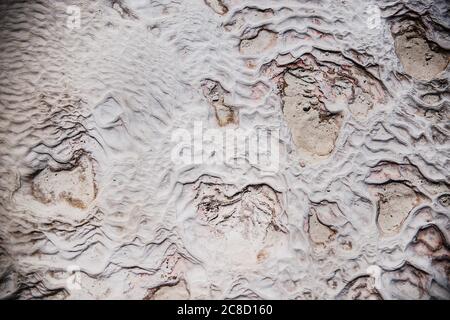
0,0,449,299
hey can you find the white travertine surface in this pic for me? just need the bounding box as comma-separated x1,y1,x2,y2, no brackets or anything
0,0,449,299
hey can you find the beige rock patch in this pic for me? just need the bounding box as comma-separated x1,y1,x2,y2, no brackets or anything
281,67,343,161
392,20,449,81
224,8,274,32
277,52,387,162
240,29,278,55
31,155,96,209
308,211,336,245
372,183,424,235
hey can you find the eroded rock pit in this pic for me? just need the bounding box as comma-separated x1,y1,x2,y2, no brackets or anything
392,19,449,81
274,51,387,162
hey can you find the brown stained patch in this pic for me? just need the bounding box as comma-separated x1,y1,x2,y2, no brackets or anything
257,249,268,262
61,192,87,209
214,103,237,127
391,20,449,81
201,79,238,127
31,184,53,204
239,29,278,55
245,59,257,69
371,182,425,236
204,0,228,15
337,276,382,300
339,239,353,251
31,155,96,209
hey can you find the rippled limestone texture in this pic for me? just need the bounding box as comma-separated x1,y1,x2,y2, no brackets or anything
0,0,449,300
